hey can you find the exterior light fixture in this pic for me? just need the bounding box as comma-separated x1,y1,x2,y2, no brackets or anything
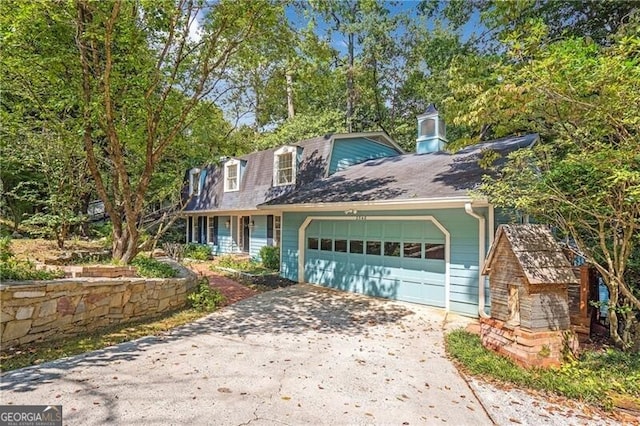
225,220,230,229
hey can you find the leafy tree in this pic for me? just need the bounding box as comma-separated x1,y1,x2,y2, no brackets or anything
304,0,405,134
466,19,640,349
70,0,284,263
0,0,92,242
255,109,346,150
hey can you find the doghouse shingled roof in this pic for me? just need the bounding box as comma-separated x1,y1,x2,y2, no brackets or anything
482,224,578,285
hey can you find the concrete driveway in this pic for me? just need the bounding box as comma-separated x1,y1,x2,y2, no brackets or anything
1,284,490,425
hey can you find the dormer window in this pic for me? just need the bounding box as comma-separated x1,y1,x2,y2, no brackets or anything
224,159,240,192
189,168,201,196
274,146,297,186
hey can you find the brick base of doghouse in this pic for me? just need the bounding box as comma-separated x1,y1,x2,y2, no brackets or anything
480,318,578,368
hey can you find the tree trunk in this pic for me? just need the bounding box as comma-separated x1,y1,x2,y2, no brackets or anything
606,281,626,349
111,221,139,264
346,30,354,133
56,223,68,250
286,71,295,119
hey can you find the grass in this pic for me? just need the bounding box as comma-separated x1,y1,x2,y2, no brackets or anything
0,308,212,372
445,330,640,410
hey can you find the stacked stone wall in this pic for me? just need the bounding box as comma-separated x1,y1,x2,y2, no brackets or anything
1,274,196,348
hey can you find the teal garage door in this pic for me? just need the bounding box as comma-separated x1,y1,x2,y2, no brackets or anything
304,219,447,307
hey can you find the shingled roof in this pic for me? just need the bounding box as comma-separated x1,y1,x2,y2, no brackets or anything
185,134,333,212
482,224,578,285
262,133,538,206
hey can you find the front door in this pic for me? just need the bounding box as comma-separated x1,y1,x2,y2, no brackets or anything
240,216,250,253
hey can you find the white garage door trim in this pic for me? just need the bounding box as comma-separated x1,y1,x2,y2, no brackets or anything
298,215,451,311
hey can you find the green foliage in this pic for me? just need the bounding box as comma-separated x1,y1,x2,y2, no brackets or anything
0,236,12,263
255,110,346,150
0,262,64,281
217,255,255,271
131,256,177,279
259,246,280,271
216,255,269,275
446,330,640,409
0,237,64,281
183,243,211,261
187,279,226,312
90,222,113,241
448,12,640,349
446,330,533,386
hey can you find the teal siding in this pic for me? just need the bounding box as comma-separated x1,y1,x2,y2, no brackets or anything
329,138,399,174
281,208,487,317
214,215,233,255
208,214,270,259
250,215,268,259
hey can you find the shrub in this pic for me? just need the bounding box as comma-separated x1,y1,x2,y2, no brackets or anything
187,279,225,311
0,236,12,263
0,237,64,280
131,256,177,278
259,245,280,271
217,254,254,270
184,243,211,260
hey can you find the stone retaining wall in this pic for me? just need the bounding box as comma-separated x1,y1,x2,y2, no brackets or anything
37,264,138,278
1,273,197,348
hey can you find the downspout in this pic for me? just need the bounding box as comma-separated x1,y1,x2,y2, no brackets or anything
465,203,490,319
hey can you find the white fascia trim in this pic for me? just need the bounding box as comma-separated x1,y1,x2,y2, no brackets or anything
182,209,275,216
259,197,489,212
297,215,451,312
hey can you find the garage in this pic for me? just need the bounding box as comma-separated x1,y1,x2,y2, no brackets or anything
302,217,449,308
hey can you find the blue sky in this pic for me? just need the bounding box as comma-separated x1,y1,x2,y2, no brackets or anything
285,0,484,52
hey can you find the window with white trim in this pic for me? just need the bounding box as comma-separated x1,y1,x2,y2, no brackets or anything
189,168,201,196
274,215,281,246
224,160,239,192
274,146,297,186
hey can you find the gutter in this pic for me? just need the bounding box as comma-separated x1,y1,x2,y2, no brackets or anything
258,197,490,211
464,203,491,319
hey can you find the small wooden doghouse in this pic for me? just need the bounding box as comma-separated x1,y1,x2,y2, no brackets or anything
481,224,578,368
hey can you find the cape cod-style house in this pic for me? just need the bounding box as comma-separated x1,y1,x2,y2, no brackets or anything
183,105,538,317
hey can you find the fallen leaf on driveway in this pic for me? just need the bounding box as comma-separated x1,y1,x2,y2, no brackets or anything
281,396,291,400
217,387,232,393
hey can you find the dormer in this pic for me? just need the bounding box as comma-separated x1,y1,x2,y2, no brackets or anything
416,103,447,153
223,158,245,192
188,167,202,197
273,145,301,186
